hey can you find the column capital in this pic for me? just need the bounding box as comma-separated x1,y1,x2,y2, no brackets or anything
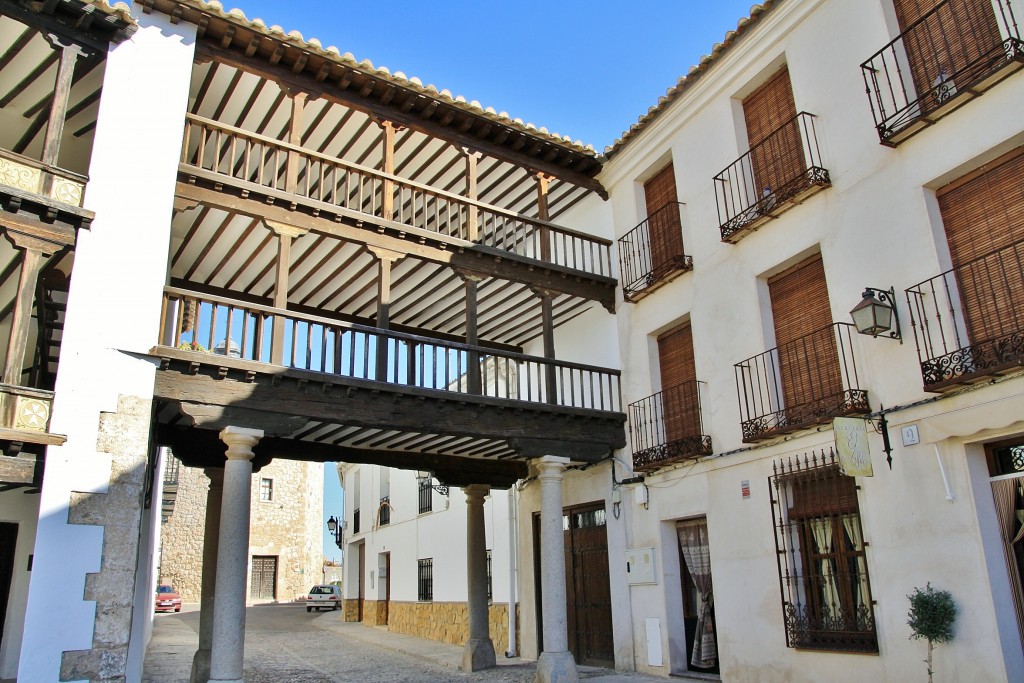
536,455,570,480
264,219,309,239
367,245,404,263
463,484,491,504
218,426,263,461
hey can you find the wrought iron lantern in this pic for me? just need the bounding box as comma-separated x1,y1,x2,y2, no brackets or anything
415,471,449,496
850,287,901,342
326,515,343,549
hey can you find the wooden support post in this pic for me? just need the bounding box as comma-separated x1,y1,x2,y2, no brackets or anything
459,271,484,395
536,288,558,405
1,232,55,386
265,220,309,365
285,91,307,194
40,39,81,170
536,173,552,263
368,246,402,382
381,121,396,221
464,149,481,242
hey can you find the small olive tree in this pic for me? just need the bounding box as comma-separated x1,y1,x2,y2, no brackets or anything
907,583,956,683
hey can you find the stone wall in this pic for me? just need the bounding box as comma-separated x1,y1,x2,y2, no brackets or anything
158,458,323,604
341,598,359,622
387,601,519,655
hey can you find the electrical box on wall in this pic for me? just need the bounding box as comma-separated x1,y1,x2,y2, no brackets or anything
625,547,657,585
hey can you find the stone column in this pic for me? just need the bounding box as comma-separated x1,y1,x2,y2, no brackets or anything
535,456,578,683
462,484,496,671
208,427,263,683
191,467,224,683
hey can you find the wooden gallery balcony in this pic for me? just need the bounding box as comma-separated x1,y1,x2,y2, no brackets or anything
906,239,1024,392
628,380,711,471
152,288,626,483
861,0,1023,146
714,112,830,243
734,323,869,442
617,202,692,302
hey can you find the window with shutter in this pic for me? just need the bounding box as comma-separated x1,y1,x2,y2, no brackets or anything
658,324,701,442
892,0,1002,105
643,164,684,278
742,66,804,199
937,147,1024,349
768,254,841,411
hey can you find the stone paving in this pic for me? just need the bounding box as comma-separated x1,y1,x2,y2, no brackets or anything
143,603,674,683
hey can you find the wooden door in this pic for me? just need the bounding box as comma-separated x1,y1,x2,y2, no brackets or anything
0,523,17,648
658,324,700,442
357,544,365,621
937,148,1024,347
768,254,840,411
643,164,683,276
383,552,391,625
742,66,802,198
249,555,277,600
893,0,1001,105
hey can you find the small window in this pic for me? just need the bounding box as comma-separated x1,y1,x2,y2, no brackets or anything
486,549,493,602
770,448,877,653
259,478,274,502
418,479,433,514
418,558,433,601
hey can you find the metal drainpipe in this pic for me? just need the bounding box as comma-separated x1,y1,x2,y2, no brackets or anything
506,484,519,657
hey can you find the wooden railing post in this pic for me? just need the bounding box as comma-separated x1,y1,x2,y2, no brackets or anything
285,91,307,194
464,149,481,242
368,246,403,381
265,220,309,365
536,172,552,262
531,286,558,404
381,120,396,221
0,230,56,386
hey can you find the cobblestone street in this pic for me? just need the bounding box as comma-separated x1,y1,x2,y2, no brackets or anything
143,603,666,683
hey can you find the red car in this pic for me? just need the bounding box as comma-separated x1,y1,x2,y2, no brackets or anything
154,584,182,613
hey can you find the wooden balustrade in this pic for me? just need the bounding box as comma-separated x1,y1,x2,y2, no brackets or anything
180,114,612,277
159,287,621,412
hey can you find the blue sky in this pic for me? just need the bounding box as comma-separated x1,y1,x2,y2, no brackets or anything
224,0,759,559
218,0,757,151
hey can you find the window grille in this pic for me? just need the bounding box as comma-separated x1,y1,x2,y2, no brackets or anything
418,558,433,601
418,479,433,514
163,456,180,486
378,496,390,526
769,448,878,652
259,478,273,502
353,508,360,534
486,549,493,602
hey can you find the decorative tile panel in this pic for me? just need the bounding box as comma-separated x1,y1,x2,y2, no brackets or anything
0,158,42,195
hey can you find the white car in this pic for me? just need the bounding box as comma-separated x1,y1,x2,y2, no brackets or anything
306,584,341,612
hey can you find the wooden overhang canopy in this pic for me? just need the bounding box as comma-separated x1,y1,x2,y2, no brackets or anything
140,0,605,197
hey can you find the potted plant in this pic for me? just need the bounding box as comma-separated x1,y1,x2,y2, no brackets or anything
907,583,956,683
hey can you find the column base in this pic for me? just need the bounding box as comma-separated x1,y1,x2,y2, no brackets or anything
461,637,497,672
535,650,578,683
190,648,210,683
207,678,243,683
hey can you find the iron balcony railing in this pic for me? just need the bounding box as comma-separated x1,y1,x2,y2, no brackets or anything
905,239,1024,392
628,380,712,471
617,202,693,302
158,287,622,413
163,456,180,487
180,114,613,278
378,496,390,526
734,323,869,442
714,112,830,243
861,0,1023,145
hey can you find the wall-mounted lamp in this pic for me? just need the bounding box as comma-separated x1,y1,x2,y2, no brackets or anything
415,471,449,496
850,286,901,343
326,515,344,549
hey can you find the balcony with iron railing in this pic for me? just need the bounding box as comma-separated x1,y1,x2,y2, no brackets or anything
179,115,614,280
906,239,1024,392
628,381,712,471
378,496,390,526
734,323,869,442
861,0,1023,146
617,202,693,302
714,112,830,243
157,287,622,414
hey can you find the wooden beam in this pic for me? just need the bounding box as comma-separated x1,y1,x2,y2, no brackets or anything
285,90,306,193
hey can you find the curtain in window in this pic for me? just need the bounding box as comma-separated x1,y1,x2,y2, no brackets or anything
677,519,717,669
992,478,1024,648
841,514,871,615
808,518,840,620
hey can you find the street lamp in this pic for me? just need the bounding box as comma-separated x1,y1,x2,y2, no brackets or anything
326,515,343,549
415,470,449,496
849,286,901,342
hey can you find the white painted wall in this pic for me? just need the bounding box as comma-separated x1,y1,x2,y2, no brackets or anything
17,9,196,681
0,489,40,679
575,0,1024,680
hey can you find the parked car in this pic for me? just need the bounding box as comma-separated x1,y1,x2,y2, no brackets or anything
306,584,341,612
154,584,182,613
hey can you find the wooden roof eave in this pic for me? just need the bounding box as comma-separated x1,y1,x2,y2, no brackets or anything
140,0,607,197
0,0,137,55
